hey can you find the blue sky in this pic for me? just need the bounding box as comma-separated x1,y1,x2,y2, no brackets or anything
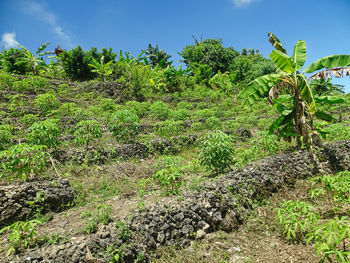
1,0,350,91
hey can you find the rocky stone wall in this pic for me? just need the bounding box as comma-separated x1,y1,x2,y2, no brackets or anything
0,178,75,227
6,141,350,263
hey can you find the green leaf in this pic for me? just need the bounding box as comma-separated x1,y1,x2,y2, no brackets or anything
238,73,281,105
269,50,296,74
315,96,344,104
292,40,307,70
298,74,316,114
304,55,350,73
268,32,287,54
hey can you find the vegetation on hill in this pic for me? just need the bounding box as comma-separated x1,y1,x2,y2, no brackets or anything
0,33,350,262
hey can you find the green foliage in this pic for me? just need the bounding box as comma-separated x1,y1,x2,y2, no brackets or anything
306,216,350,263
88,55,114,81
197,130,235,175
145,44,172,69
275,200,319,242
60,46,116,81
81,203,113,234
74,120,102,146
27,119,61,149
150,101,171,120
171,108,190,121
0,219,43,255
21,114,40,127
109,109,140,143
14,42,51,75
154,120,184,138
190,122,205,132
0,48,29,74
205,116,222,130
0,143,49,180
176,101,194,110
239,33,350,147
310,171,350,204
100,98,116,112
152,155,186,195
34,92,60,114
125,101,150,118
115,220,132,242
8,94,26,116
322,123,350,141
0,125,13,150
179,38,239,74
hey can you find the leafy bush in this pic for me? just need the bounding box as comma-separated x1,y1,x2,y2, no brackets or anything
197,130,235,175
109,109,140,143
125,101,150,118
276,200,319,242
21,114,40,127
306,216,350,263
0,219,43,255
0,144,49,180
150,101,171,120
34,92,60,114
205,116,222,130
171,109,191,121
152,155,186,195
74,120,102,146
0,125,13,150
176,101,194,110
190,122,205,132
12,76,48,93
8,94,26,117
54,102,79,117
154,120,184,138
81,203,113,234
99,98,116,112
194,109,215,119
27,119,61,149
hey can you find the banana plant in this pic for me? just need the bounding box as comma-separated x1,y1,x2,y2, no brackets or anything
238,33,350,147
14,42,52,75
88,56,114,81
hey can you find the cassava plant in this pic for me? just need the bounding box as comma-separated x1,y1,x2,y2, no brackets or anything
238,32,350,148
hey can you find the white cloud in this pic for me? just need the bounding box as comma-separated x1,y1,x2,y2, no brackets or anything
232,0,259,8
1,32,19,48
22,1,74,47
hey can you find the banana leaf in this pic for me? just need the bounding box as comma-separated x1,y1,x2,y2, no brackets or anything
315,110,335,122
314,96,344,104
292,40,307,70
270,50,296,74
268,32,287,54
304,55,350,73
238,73,281,105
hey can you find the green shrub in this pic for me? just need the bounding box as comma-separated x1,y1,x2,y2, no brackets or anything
0,219,43,255
27,119,61,149
197,130,235,175
8,94,26,117
150,101,171,120
152,155,186,195
323,123,350,141
171,109,191,121
55,103,79,117
154,120,184,138
0,71,17,90
34,92,60,114
125,101,150,118
189,122,205,132
223,120,240,131
0,143,49,180
276,200,319,242
176,101,194,110
21,114,40,127
109,109,140,143
81,203,113,234
12,76,48,93
0,125,13,150
205,116,222,130
194,109,215,119
74,120,102,146
100,98,116,112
